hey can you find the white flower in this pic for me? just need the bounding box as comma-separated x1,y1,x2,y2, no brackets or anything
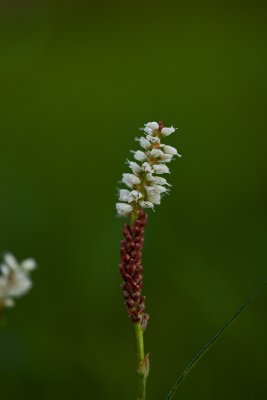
142,162,153,173
117,121,180,216
136,137,150,149
0,253,36,309
128,190,143,203
154,176,171,186
128,161,142,175
153,185,168,194
21,258,36,271
145,173,155,182
133,150,147,162
140,201,155,209
146,135,160,144
144,127,153,135
147,193,161,205
4,253,18,270
162,145,180,156
150,148,164,158
116,203,133,216
119,189,130,202
153,164,170,174
160,153,173,163
161,126,176,136
122,173,141,188
145,122,159,131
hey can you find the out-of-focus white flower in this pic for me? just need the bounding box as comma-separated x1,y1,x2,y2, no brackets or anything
116,203,133,216
116,121,180,216
0,253,37,309
21,259,36,271
122,173,141,188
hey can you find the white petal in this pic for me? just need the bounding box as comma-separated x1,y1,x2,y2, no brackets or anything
155,185,168,194
144,127,153,135
128,161,142,175
21,258,36,271
161,126,176,136
137,137,150,149
150,148,164,158
160,153,173,163
145,186,156,193
147,193,161,205
142,162,153,173
116,203,133,216
4,253,18,270
134,150,147,162
145,173,155,182
145,122,159,131
154,176,171,186
128,190,143,203
1,264,9,276
119,189,130,202
153,164,170,174
140,201,155,209
162,145,178,155
4,298,15,307
122,173,141,188
146,135,160,144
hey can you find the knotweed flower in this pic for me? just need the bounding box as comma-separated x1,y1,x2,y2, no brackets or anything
116,121,180,400
116,121,181,218
0,253,36,309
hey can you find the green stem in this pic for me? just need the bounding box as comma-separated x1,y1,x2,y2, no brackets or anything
134,323,149,400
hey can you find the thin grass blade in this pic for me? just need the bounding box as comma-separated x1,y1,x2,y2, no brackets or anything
164,279,267,400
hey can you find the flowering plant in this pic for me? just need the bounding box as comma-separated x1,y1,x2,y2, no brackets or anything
116,121,267,400
116,121,180,399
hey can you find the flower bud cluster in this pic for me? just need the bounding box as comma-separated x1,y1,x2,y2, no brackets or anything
119,210,149,330
0,253,36,309
116,121,181,217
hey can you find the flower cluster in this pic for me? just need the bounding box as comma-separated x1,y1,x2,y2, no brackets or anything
119,210,149,330
0,253,36,309
116,121,181,217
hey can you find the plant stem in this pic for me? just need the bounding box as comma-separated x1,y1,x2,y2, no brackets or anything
134,322,149,400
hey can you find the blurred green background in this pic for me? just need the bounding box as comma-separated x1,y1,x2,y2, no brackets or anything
0,1,266,399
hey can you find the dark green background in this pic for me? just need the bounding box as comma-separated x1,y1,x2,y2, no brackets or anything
0,1,266,399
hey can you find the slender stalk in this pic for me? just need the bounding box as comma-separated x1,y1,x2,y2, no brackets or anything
135,323,149,400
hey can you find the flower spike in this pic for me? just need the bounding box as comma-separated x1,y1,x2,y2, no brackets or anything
116,121,180,218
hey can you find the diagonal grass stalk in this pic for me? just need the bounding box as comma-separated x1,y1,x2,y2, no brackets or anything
164,279,267,400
